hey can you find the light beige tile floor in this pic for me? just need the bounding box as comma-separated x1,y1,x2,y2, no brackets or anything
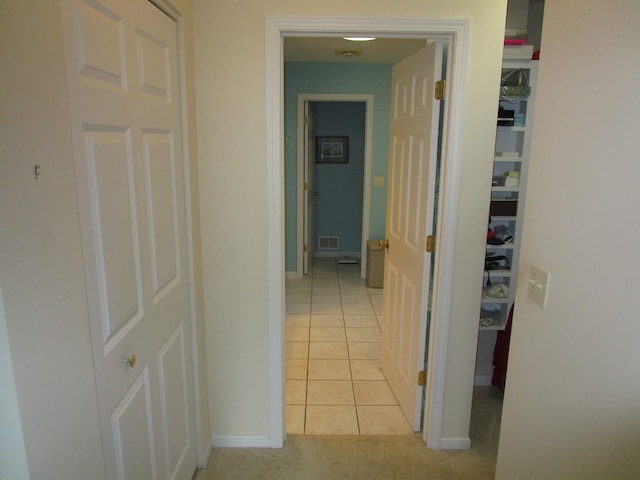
285,258,413,436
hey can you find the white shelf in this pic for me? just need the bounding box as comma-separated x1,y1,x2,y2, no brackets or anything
486,243,514,250
479,324,506,331
492,186,520,193
497,126,526,132
494,156,523,162
480,59,537,331
484,269,512,277
481,297,510,304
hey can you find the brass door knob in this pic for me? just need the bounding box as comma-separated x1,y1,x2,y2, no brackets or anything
125,354,136,368
379,239,389,250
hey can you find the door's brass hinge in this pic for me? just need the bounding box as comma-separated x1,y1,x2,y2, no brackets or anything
304,116,308,126
434,80,445,101
426,235,435,253
304,182,308,191
418,370,427,386
303,244,308,253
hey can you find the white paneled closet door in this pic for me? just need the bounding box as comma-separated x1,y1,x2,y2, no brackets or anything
61,1,196,478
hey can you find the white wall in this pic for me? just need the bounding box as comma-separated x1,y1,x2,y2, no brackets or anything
0,2,104,477
496,0,640,478
475,330,498,385
193,0,508,443
0,1,208,477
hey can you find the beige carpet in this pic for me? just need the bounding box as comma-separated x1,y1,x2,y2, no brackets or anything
193,386,502,480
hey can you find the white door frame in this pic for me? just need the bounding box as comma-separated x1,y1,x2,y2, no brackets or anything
265,16,470,449
296,94,374,278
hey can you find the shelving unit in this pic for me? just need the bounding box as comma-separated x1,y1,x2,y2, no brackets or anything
480,59,538,330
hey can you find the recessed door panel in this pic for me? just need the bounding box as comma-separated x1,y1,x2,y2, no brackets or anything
406,135,425,250
394,80,409,119
84,127,143,346
383,260,400,355
388,137,406,238
158,325,189,479
74,0,126,90
111,370,157,480
136,28,170,101
399,275,417,380
143,131,179,303
411,73,430,116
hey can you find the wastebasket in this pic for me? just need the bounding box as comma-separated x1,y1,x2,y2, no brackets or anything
366,240,385,288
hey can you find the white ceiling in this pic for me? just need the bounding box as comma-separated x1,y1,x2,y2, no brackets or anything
284,37,428,63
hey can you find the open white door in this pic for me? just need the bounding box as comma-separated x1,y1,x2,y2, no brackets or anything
303,101,316,274
62,1,196,478
381,43,443,431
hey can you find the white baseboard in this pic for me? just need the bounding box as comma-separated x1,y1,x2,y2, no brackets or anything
474,375,492,386
285,271,299,280
438,436,471,450
211,435,274,448
315,251,361,259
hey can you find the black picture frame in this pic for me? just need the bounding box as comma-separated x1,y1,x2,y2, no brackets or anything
316,136,348,164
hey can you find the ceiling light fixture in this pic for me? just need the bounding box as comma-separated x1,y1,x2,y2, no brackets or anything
343,37,376,42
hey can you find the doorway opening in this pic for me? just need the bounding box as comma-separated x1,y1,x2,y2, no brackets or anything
295,95,374,279
266,16,472,449
304,101,366,268
289,91,415,434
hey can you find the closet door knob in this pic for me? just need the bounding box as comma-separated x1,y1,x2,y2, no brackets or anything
125,354,137,368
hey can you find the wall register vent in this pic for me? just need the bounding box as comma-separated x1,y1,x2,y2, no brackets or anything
318,236,339,249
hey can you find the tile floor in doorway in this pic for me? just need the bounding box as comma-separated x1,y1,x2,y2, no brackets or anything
285,257,413,435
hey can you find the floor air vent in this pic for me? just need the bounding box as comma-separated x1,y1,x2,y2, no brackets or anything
318,236,339,249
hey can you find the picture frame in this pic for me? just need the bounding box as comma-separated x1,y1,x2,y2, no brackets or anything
316,136,348,164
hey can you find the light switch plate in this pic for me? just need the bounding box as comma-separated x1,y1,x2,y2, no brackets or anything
374,176,385,187
528,263,550,310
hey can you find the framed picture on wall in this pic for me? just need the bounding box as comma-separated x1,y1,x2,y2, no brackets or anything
316,136,348,164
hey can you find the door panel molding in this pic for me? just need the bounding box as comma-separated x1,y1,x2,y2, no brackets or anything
157,324,190,479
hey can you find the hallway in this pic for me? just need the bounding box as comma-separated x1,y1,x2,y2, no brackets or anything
285,257,413,435
195,386,503,480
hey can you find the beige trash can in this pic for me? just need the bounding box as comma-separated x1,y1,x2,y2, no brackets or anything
366,240,385,288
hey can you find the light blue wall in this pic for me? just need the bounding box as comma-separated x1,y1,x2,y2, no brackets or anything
284,62,393,272
313,102,365,253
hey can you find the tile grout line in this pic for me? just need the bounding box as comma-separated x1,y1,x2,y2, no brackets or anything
303,263,317,434
337,261,364,434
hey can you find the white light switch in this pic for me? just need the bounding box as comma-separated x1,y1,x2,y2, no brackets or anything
374,176,385,187
528,264,550,310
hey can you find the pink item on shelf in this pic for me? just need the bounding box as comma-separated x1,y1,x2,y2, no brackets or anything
504,38,527,45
